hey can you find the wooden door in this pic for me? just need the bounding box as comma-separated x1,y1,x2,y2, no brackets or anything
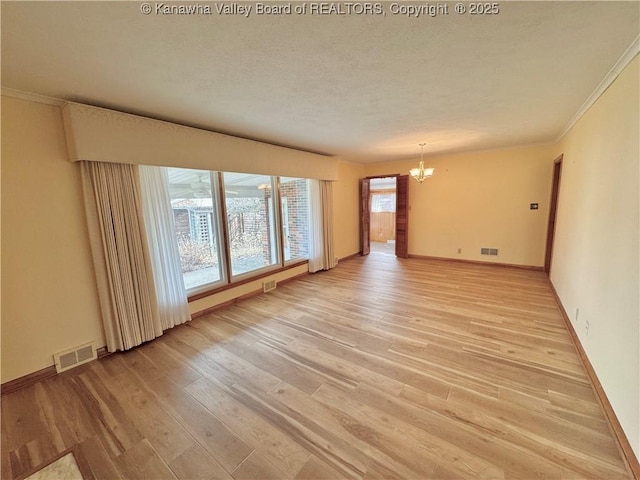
359,178,371,255
545,156,563,273
395,175,409,258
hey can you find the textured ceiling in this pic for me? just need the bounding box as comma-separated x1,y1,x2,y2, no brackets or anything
1,1,638,163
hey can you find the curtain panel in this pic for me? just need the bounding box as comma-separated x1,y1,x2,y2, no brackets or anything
139,165,191,330
308,180,337,273
80,161,162,351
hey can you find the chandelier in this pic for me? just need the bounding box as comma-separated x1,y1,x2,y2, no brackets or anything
409,143,434,183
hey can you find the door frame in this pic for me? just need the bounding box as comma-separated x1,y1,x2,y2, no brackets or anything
359,178,371,255
544,155,563,274
394,175,409,258
360,174,408,257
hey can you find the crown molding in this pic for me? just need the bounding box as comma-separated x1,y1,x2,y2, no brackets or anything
1,87,65,106
556,34,640,142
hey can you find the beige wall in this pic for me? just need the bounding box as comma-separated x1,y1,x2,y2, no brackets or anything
1,96,105,383
332,160,365,260
365,144,556,267
188,264,308,315
550,56,639,458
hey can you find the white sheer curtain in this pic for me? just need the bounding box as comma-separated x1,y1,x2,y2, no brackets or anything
81,161,162,351
139,166,191,330
308,179,337,273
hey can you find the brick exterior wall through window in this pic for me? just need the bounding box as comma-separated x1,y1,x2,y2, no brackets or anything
280,179,309,261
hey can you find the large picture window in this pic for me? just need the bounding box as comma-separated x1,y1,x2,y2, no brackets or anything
164,168,309,293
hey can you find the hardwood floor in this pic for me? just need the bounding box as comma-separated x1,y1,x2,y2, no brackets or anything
1,255,632,479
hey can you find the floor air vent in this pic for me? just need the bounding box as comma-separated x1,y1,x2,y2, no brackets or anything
53,342,97,373
481,248,499,256
263,280,277,292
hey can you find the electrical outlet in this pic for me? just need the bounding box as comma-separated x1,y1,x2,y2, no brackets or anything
585,320,590,336
457,248,462,254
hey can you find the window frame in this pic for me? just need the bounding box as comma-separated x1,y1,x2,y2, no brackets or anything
221,173,283,282
167,167,228,295
166,167,310,299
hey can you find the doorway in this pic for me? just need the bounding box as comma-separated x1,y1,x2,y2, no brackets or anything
369,177,397,255
545,155,563,274
360,175,409,258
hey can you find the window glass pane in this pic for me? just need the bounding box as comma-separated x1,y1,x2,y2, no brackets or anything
371,193,396,213
280,177,309,262
223,173,280,276
167,168,224,290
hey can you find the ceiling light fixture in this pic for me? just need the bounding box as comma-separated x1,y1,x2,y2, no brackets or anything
410,143,434,183
191,175,211,198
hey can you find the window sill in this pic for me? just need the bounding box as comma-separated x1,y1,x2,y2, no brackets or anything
187,259,308,302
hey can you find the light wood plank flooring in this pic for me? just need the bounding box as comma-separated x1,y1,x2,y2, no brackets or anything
1,255,632,479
